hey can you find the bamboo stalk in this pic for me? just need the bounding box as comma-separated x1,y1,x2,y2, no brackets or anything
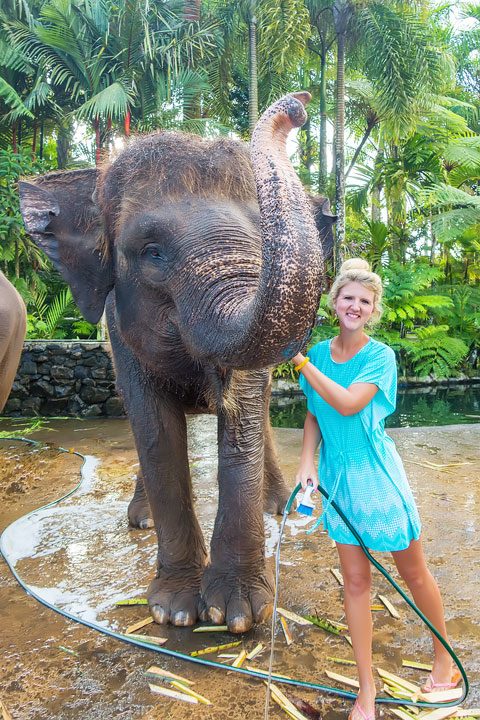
402,660,432,671
330,568,344,585
146,666,194,686
325,670,359,688
277,608,313,625
418,688,463,704
148,683,198,703
115,597,148,606
170,681,211,705
231,649,248,668
378,594,400,619
190,640,242,657
123,633,167,646
192,625,229,633
280,616,294,645
125,617,154,634
246,643,264,660
377,668,421,694
327,656,356,666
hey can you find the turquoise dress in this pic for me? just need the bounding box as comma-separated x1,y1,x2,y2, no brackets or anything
298,338,421,552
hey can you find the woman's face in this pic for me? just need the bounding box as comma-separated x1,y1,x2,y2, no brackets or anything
334,281,375,331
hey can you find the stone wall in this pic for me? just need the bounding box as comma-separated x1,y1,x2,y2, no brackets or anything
4,341,125,417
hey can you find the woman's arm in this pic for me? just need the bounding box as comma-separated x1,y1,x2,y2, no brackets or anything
295,410,322,491
293,352,378,416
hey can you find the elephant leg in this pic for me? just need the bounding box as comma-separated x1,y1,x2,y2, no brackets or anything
201,370,274,634
0,275,26,413
263,416,291,515
127,470,154,529
110,337,207,627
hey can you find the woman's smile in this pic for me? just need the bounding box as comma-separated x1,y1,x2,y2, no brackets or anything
335,281,375,328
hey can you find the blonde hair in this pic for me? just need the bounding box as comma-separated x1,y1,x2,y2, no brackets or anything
329,258,383,324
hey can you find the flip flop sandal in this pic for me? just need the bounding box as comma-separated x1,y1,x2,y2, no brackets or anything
422,669,462,693
348,700,375,720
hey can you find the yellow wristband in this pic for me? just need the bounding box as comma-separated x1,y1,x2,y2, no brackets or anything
294,357,310,372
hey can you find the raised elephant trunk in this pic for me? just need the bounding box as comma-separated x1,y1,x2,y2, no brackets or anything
197,93,324,369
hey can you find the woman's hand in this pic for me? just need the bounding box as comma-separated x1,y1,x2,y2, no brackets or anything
295,460,319,492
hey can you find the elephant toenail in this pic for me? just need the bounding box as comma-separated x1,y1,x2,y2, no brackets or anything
150,604,169,624
173,611,194,626
139,518,154,529
208,607,225,624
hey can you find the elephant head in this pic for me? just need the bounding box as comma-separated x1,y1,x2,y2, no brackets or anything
19,93,334,371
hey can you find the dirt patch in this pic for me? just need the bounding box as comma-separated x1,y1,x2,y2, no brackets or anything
0,419,479,719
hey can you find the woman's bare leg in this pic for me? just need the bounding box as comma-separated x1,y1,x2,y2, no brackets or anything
337,543,376,718
392,538,453,684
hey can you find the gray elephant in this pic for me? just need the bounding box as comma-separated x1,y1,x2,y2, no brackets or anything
19,93,334,633
0,271,27,413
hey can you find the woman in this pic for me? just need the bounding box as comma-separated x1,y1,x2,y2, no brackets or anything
293,259,459,720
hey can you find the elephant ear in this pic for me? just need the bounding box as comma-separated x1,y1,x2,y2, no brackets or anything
310,195,337,261
19,169,114,323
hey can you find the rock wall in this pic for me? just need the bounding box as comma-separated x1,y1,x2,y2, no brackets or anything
4,341,125,417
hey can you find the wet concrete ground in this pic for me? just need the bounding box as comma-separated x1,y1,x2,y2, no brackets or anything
0,417,479,720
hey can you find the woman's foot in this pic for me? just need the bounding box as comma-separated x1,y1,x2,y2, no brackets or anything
349,684,376,720
422,668,461,693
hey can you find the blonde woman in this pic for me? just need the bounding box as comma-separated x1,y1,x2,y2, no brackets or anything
293,259,458,720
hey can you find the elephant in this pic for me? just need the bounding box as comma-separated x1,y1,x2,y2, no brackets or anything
0,271,27,413
19,92,334,633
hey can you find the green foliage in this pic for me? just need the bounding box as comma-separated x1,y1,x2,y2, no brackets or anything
404,326,468,378
26,286,75,338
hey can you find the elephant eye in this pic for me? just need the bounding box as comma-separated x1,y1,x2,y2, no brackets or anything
143,243,164,260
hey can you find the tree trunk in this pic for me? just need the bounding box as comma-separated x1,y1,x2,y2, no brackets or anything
248,10,258,136
334,30,346,268
32,121,37,157
94,116,101,166
57,118,73,169
124,110,131,136
12,123,17,153
39,120,44,160
371,134,384,224
318,49,328,194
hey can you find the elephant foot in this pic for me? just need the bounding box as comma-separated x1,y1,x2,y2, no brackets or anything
201,563,274,634
263,476,292,515
127,473,154,529
148,568,207,627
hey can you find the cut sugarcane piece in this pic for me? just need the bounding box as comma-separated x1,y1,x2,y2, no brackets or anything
277,608,313,626
125,617,154,634
246,666,292,680
371,604,384,611
418,688,463,704
148,683,197,703
377,668,421,694
0,699,13,720
391,709,419,720
419,707,458,720
246,643,264,660
325,670,359,689
280,616,294,645
344,635,352,646
124,633,167,646
193,625,229,632
383,684,415,701
190,640,242,657
217,653,238,659
232,649,248,668
267,683,310,720
170,681,211,705
402,660,432,671
146,666,194,686
455,710,480,717
115,597,148,606
330,568,344,585
378,595,401,619
327,656,356,666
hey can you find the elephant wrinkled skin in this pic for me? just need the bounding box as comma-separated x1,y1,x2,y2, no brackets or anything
19,93,334,633
0,271,27,413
